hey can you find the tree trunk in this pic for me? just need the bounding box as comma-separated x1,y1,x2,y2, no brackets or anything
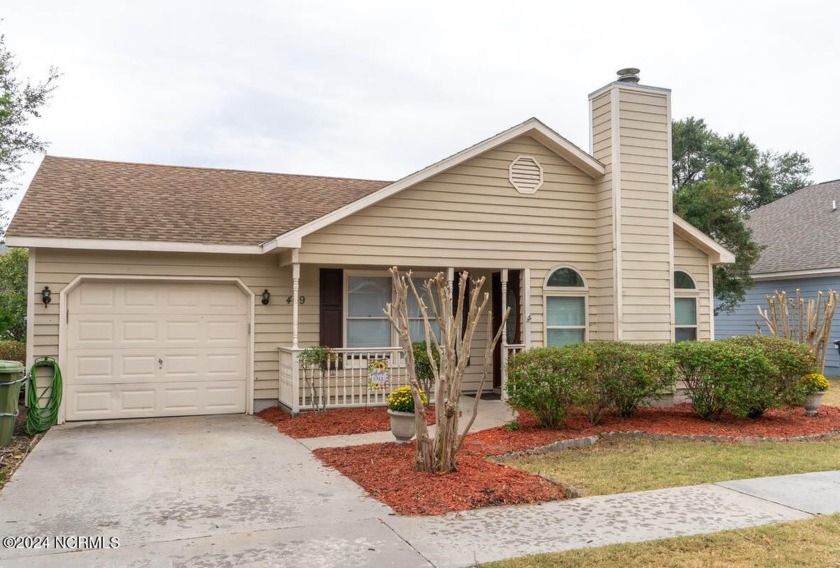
384,268,508,473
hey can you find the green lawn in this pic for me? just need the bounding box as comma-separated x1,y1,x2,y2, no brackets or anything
503,436,840,497
823,376,840,407
484,514,840,568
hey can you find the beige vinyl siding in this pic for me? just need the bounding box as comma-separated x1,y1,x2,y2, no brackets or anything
674,233,712,340
617,88,672,342
299,134,600,354
300,135,597,267
589,90,616,340
32,249,291,401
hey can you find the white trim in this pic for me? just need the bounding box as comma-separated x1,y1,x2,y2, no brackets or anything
751,268,840,281
666,90,675,343
57,275,256,424
708,261,716,340
5,236,262,255
292,258,300,350
25,248,36,405
523,268,532,349
611,87,623,341
344,270,393,349
543,294,589,346
508,155,544,194
673,269,700,342
263,118,606,251
672,217,735,264
673,269,698,290
543,265,589,290
674,296,699,342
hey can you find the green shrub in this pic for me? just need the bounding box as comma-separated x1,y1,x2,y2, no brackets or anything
723,335,818,412
412,341,440,396
0,341,25,363
506,345,596,428
586,341,677,423
665,341,778,420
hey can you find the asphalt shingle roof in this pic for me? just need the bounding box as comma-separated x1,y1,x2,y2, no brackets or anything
748,179,840,274
6,157,391,246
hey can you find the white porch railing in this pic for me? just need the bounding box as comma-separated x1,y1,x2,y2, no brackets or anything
278,346,412,412
501,343,526,399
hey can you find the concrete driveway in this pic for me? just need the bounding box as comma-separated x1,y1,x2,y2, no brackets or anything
0,415,430,567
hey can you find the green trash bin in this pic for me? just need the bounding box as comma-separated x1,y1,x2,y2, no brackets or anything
0,360,25,447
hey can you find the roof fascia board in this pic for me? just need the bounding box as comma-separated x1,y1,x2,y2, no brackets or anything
672,216,736,265
264,118,606,251
752,268,840,281
5,236,262,255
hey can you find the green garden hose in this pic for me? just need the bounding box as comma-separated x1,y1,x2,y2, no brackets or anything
26,358,62,435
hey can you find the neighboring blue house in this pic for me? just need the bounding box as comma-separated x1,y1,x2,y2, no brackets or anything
715,179,840,374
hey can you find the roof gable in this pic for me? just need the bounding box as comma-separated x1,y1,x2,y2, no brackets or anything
262,118,606,250
673,216,735,265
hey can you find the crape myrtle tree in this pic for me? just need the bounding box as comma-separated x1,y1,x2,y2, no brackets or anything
672,117,812,313
0,31,59,239
384,268,508,473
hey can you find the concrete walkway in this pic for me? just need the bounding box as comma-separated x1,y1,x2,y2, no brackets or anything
300,395,516,450
0,405,838,567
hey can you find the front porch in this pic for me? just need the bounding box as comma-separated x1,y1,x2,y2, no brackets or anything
276,260,530,413
278,343,526,412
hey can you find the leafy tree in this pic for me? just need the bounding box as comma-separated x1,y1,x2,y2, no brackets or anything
746,149,813,211
0,247,28,340
0,32,59,239
672,117,812,210
673,168,761,314
672,117,812,313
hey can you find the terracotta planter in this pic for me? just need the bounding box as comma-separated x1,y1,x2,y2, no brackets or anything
388,409,416,443
804,391,825,416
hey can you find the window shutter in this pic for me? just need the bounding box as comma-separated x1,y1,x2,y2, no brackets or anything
319,268,343,348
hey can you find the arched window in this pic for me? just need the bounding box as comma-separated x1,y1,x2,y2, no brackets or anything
544,266,587,347
674,270,698,342
674,270,696,290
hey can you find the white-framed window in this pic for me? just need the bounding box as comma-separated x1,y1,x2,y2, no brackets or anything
344,271,439,348
674,270,698,342
543,266,588,347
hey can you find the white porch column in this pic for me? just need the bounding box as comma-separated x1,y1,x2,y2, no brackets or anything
291,248,300,349
500,269,508,396
523,268,532,349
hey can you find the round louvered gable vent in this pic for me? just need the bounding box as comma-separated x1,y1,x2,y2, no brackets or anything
508,156,543,194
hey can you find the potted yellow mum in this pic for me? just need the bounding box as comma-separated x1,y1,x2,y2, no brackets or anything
801,373,830,416
386,386,427,443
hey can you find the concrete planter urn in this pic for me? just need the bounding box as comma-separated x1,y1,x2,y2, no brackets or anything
804,391,825,416
388,410,416,443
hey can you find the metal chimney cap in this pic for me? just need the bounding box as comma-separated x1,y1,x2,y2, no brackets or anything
616,68,640,83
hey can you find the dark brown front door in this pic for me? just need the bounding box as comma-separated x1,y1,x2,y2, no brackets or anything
492,271,521,390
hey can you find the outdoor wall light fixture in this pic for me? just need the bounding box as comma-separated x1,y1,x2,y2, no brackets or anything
286,295,305,305
41,286,52,308
261,289,271,305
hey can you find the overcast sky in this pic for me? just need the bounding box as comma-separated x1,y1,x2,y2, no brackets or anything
3,1,840,221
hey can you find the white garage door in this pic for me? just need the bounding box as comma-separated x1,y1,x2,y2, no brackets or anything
65,281,249,421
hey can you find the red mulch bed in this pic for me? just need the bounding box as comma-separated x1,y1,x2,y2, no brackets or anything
258,405,435,438
468,403,840,454
312,403,840,516
315,441,566,516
